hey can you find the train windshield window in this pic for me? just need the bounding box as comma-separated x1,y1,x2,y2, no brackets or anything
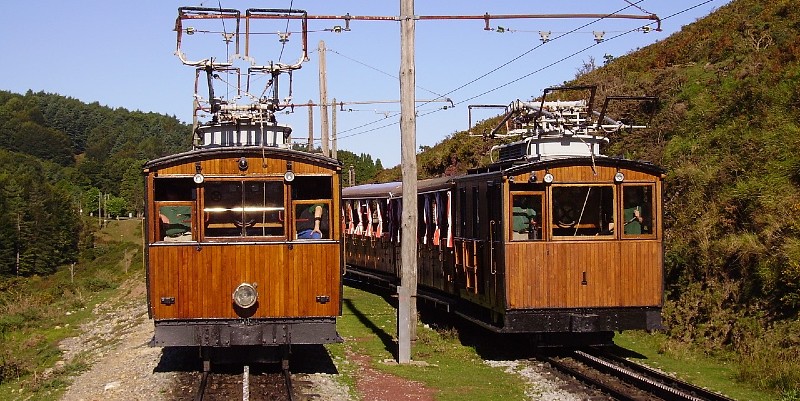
510,193,543,241
551,185,615,238
622,185,655,237
203,180,285,238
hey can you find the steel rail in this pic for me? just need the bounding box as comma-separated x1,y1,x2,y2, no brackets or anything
543,355,638,401
194,370,210,401
581,348,738,401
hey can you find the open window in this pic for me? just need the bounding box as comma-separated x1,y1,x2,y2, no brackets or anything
621,184,655,238
291,176,333,240
203,180,285,239
551,185,615,238
510,192,543,241
154,178,196,242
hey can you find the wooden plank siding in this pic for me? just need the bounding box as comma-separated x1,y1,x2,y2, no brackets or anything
505,241,661,309
511,166,655,185
149,243,340,319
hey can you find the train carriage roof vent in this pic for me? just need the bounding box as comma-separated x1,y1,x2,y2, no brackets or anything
497,142,528,162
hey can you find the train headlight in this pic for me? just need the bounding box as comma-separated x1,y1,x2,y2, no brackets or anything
284,170,295,182
614,171,625,183
543,173,554,184
232,283,258,309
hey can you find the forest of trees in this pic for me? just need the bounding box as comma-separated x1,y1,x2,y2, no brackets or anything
0,90,385,277
0,90,191,276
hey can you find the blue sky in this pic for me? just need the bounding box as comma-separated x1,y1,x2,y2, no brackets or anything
1,1,728,166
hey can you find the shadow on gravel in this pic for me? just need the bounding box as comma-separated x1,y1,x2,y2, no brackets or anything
154,346,203,372
418,307,636,361
154,345,340,374
290,344,340,374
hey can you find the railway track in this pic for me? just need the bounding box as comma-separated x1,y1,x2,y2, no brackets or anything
192,363,295,401
542,348,737,401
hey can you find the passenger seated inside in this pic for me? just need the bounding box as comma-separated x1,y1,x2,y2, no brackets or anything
512,195,542,240
296,204,328,239
159,205,192,241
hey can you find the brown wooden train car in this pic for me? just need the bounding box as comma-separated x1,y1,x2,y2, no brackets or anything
343,157,663,338
144,147,343,348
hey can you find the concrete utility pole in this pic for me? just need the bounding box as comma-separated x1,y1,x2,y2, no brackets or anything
331,98,338,159
398,0,418,364
307,99,314,152
318,40,330,157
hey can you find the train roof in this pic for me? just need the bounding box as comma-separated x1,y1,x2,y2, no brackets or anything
342,176,453,199
143,146,341,171
465,156,665,178
343,156,664,199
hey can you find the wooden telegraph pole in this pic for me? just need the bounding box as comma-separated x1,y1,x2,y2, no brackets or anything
331,98,338,159
307,99,314,152
318,40,330,157
398,0,417,364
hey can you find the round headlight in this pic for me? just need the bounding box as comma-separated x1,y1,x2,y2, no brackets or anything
193,173,205,184
232,283,258,309
284,171,295,182
614,171,625,183
543,173,554,184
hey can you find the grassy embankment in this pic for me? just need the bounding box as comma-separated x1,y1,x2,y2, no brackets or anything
326,286,529,401
330,286,790,401
0,219,143,401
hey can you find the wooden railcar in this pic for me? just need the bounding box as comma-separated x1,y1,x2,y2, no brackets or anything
144,146,343,349
343,89,664,342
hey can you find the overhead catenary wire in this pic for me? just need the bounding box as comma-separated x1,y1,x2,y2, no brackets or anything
278,0,294,62
327,48,450,101
414,0,651,111
337,1,650,140
338,0,719,141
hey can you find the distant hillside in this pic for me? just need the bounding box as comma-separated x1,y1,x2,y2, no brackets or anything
0,90,193,277
412,0,800,394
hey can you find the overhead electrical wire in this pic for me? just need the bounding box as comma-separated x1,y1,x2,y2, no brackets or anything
338,0,719,141
278,0,294,62
327,48,450,101
414,0,650,111
337,1,648,140
441,0,718,110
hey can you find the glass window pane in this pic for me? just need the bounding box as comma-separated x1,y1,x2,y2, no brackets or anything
510,193,542,241
622,185,654,236
552,186,614,237
204,181,285,238
243,181,285,237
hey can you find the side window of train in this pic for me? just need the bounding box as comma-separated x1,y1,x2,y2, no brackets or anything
154,178,195,242
510,192,543,241
472,187,480,238
551,185,615,238
458,187,467,237
622,184,655,237
203,180,285,239
292,176,333,240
